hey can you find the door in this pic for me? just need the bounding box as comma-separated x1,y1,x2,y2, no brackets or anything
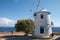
40,26,44,33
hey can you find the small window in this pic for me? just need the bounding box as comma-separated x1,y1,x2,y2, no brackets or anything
40,14,44,19
34,13,36,16
40,26,44,33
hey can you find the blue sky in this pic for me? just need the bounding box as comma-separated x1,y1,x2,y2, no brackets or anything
0,0,60,27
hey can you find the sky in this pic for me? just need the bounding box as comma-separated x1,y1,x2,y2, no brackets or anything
0,0,60,27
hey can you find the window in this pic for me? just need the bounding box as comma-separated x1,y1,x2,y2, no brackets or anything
40,14,44,19
34,13,36,16
40,26,44,33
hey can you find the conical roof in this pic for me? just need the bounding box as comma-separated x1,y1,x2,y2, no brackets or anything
34,8,51,15
40,8,48,12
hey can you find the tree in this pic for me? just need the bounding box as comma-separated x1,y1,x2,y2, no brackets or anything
15,19,34,35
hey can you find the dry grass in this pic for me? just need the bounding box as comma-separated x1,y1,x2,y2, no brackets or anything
0,32,26,37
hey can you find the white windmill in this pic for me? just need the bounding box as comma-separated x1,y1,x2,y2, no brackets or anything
29,0,53,38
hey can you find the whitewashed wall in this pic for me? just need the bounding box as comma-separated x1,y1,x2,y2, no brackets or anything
34,11,52,38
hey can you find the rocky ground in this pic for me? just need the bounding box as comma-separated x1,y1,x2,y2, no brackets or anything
0,32,60,40
0,35,52,40
0,35,60,40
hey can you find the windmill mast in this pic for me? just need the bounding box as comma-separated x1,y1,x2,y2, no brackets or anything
35,0,40,11
28,0,40,19
29,0,40,13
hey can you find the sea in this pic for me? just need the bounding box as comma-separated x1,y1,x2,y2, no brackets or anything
0,27,60,32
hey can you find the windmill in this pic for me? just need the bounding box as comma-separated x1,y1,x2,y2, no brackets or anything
28,0,40,19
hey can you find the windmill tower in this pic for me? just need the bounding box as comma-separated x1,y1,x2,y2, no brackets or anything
33,8,52,38
29,0,53,38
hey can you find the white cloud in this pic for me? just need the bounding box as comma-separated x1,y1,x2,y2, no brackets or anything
0,17,16,27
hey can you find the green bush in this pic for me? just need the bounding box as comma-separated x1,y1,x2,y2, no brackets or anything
15,19,34,35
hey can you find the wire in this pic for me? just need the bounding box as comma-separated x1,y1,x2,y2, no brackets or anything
35,0,40,11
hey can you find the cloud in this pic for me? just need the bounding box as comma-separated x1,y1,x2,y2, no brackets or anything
0,17,16,27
